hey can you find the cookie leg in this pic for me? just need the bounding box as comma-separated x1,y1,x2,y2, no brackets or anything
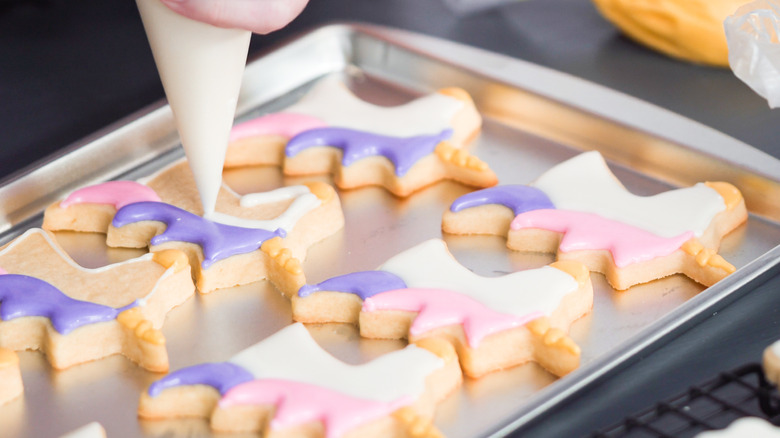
0,348,23,405
392,338,462,438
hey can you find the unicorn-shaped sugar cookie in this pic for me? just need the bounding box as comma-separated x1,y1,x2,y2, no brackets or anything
0,228,194,371
227,75,497,196
44,160,345,295
292,239,593,378
139,323,460,437
442,151,748,290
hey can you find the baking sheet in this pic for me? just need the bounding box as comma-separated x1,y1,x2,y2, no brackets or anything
1,23,780,438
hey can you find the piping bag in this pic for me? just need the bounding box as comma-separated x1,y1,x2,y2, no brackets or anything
136,0,251,217
725,0,780,108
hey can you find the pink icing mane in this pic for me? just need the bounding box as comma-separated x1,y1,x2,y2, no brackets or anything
362,288,544,348
219,379,407,438
229,113,328,142
510,209,694,268
59,181,161,210
0,267,6,275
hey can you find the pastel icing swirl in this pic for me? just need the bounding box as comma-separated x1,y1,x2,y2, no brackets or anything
60,181,161,210
219,379,407,438
285,127,453,176
449,185,554,215
511,209,694,267
0,274,133,335
148,362,254,397
363,288,544,348
112,202,285,269
297,271,407,299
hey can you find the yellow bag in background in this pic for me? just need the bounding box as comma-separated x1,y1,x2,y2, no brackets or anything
592,0,748,67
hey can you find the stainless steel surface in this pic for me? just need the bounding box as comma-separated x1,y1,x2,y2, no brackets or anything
0,24,779,438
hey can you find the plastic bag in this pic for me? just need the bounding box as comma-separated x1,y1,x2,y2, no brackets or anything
724,0,780,108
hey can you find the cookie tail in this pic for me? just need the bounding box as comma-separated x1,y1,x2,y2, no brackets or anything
527,317,581,377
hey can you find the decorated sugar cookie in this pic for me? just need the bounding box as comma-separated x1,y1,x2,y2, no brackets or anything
695,418,780,437
44,161,344,262
763,340,780,385
293,239,593,377
45,161,344,295
106,202,303,295
0,228,195,371
0,347,22,405
139,323,460,437
442,151,748,290
43,181,161,234
60,423,107,438
142,160,344,262
228,75,497,196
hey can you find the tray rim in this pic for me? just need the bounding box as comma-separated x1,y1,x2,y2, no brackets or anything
3,22,780,233
0,22,779,437
346,22,780,180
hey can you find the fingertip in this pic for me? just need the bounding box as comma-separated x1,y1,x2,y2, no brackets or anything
157,0,309,35
157,0,195,19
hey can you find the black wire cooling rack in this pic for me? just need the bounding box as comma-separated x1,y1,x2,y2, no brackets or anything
591,363,780,437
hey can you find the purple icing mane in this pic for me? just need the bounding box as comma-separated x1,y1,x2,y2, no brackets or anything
285,127,453,176
148,362,253,397
0,274,134,335
112,202,285,269
298,271,407,300
449,185,555,215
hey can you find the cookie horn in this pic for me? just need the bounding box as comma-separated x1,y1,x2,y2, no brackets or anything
117,308,169,373
526,317,581,377
392,407,444,438
680,238,736,287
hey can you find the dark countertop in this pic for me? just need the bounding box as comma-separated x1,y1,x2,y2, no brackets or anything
2,0,779,436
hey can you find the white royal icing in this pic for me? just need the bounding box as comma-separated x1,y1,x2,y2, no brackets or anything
208,185,321,233
59,422,106,438
229,323,444,404
1,229,156,274
378,239,579,318
532,151,726,238
283,75,463,137
695,417,780,437
145,160,322,233
0,229,169,308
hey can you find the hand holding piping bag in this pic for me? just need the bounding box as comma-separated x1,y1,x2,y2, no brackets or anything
160,0,309,33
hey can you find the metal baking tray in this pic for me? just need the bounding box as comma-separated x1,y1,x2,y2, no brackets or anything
1,23,780,438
